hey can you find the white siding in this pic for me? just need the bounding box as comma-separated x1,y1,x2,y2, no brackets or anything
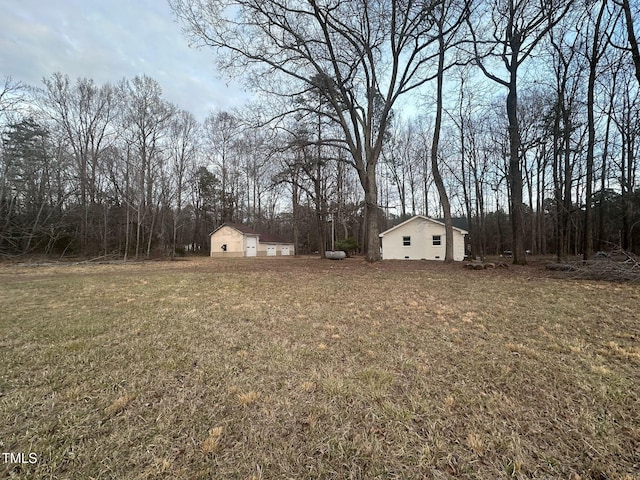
380,216,467,261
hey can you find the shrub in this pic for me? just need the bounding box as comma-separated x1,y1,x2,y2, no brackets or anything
335,237,360,256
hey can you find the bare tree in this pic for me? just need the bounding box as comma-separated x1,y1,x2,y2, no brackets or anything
548,22,586,262
171,0,468,261
448,71,490,259
167,109,200,255
468,0,574,265
382,120,413,219
238,124,279,228
610,68,639,251
203,111,244,224
617,0,640,86
39,73,117,254
583,0,614,260
0,77,28,253
0,76,26,124
119,76,175,258
429,0,470,262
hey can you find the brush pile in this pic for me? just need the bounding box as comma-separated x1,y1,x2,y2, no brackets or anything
547,249,640,283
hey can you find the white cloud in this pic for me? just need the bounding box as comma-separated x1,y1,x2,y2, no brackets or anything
0,0,250,121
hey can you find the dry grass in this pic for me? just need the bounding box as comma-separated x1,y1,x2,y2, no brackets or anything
1,256,639,479
201,426,223,454
104,393,136,416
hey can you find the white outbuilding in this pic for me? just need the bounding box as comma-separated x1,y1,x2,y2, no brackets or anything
379,215,468,261
209,223,295,257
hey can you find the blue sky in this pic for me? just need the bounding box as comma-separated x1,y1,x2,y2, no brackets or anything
0,0,249,121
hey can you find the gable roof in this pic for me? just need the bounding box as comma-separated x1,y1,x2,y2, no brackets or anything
257,231,292,244
210,223,292,244
379,215,468,237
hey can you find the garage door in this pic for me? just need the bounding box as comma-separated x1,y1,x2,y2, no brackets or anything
266,245,276,256
245,236,257,256
281,246,290,256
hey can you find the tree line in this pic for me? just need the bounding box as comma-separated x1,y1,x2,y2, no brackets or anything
1,0,639,262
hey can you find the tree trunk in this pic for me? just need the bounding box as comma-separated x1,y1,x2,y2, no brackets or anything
506,81,526,265
621,0,640,87
431,25,454,262
364,165,381,262
315,199,327,258
292,170,300,255
598,101,613,251
584,0,607,261
561,108,573,261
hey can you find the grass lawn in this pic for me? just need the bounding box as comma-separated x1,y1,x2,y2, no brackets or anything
0,257,638,479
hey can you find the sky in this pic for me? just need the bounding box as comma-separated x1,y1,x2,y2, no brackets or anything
0,0,250,121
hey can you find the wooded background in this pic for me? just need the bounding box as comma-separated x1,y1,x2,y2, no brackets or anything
1,0,638,261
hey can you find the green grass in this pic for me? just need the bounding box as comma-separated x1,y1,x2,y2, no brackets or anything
1,257,639,479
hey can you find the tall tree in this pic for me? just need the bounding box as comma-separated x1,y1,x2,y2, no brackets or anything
0,119,57,254
167,109,200,255
39,73,117,254
583,0,611,260
120,75,175,258
171,0,465,261
203,111,243,224
429,0,470,262
468,0,574,265
611,70,639,251
547,15,587,262
618,0,640,86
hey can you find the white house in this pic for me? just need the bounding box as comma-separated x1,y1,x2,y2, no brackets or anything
210,223,295,257
379,215,468,261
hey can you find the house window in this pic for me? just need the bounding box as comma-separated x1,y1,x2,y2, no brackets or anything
403,236,411,246
432,235,441,246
